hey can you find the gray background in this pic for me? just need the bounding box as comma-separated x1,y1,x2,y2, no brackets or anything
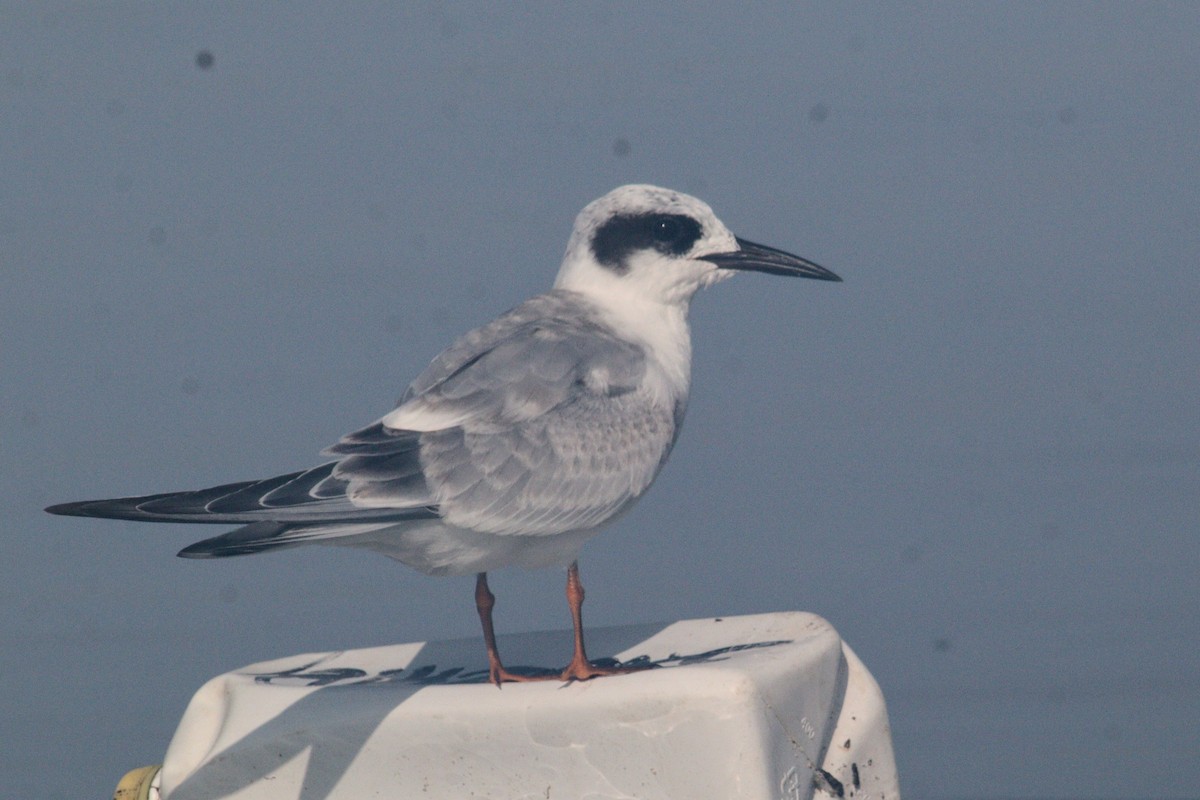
3,3,1197,798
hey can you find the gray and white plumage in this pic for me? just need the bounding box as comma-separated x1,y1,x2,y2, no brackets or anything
47,184,840,580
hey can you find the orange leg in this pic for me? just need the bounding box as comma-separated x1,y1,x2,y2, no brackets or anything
557,560,647,682
474,572,554,687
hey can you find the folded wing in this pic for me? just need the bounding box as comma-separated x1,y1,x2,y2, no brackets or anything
47,291,676,554
331,291,669,536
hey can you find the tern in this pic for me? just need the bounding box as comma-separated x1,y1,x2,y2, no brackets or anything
47,184,840,686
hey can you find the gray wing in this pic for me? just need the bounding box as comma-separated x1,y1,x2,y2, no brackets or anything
330,291,677,536
47,291,678,552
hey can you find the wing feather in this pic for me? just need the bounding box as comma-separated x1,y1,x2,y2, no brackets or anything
176,519,415,559
45,463,430,525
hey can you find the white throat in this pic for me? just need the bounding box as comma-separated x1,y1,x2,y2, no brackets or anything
600,286,693,399
556,266,695,406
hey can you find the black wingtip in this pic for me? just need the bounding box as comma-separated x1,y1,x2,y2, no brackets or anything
45,501,100,518
44,497,159,522
177,541,266,559
176,521,302,559
177,542,292,559
177,544,221,559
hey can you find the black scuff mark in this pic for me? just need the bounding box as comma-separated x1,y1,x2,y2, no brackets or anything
813,768,844,798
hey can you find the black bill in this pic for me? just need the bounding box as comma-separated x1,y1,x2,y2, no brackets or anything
704,237,841,281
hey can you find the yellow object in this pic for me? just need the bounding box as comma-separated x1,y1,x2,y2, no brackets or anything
113,765,160,800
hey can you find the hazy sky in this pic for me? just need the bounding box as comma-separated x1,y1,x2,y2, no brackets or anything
3,4,1198,798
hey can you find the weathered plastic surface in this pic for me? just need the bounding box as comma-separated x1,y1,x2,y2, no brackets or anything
154,612,899,799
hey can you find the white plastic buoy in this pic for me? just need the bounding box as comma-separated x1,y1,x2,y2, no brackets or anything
134,612,899,799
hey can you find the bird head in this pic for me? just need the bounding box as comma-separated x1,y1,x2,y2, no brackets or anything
554,184,839,309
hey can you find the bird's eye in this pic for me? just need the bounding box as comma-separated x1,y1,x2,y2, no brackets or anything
652,217,681,242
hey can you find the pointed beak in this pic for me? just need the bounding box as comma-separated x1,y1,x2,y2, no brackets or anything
703,237,841,281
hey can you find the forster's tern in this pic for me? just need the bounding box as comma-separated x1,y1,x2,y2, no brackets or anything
47,184,840,685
